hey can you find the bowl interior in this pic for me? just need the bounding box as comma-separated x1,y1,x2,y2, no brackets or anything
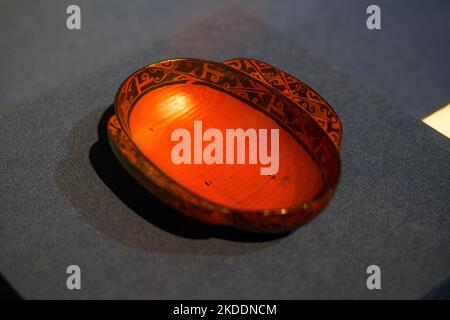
127,83,325,211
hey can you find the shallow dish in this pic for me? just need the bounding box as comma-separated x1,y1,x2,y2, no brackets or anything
107,58,341,232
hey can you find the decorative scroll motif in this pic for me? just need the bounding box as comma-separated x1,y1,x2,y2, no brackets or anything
224,58,342,149
109,58,341,232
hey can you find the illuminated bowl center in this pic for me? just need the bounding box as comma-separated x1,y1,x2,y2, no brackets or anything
128,84,323,211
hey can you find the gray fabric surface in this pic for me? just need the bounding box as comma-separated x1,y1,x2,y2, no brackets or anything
0,3,449,299
1,0,449,119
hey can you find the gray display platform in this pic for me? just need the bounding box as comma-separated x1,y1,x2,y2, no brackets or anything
0,1,449,299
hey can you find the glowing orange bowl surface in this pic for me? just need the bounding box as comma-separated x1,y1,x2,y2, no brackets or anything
108,58,341,232
130,83,323,211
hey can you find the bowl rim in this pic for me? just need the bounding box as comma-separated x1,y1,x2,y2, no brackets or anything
223,57,343,149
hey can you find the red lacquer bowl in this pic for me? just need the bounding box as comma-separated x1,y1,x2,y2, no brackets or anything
107,58,341,232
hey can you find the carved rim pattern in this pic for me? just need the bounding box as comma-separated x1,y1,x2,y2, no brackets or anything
224,58,342,149
107,58,341,232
